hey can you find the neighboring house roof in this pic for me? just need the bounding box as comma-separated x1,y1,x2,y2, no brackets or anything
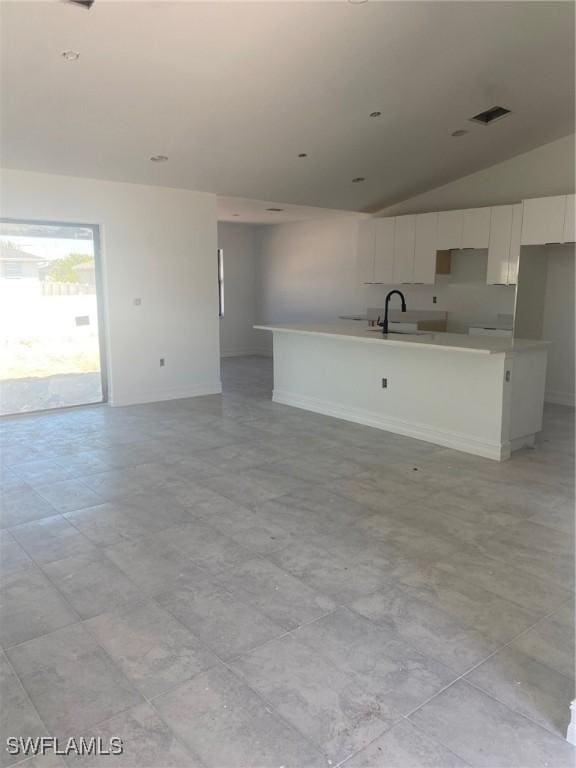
0,245,45,263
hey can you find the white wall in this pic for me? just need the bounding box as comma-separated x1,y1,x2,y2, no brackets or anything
217,222,260,356
0,168,221,406
256,217,364,353
542,245,575,406
379,134,575,215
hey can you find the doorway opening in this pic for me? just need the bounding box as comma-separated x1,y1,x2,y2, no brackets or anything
0,220,107,415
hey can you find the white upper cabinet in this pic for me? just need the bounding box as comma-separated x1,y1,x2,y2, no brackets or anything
521,195,565,245
462,207,491,249
374,218,396,283
487,205,514,285
563,194,575,243
437,210,464,250
392,215,416,284
357,219,377,283
413,212,438,284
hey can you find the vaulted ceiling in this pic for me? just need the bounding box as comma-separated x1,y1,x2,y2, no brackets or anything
1,1,574,212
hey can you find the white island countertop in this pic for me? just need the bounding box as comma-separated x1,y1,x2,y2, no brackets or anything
254,323,548,355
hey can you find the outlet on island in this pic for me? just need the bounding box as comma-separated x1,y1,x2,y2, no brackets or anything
160,358,165,367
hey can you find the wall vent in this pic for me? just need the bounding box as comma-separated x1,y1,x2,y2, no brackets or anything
469,106,511,125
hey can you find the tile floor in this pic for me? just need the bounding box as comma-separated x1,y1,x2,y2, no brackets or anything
0,355,574,768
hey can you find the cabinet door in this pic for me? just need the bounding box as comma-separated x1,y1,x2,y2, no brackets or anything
357,219,376,283
507,203,522,285
487,206,513,285
563,194,575,243
462,207,490,249
437,210,463,250
392,215,416,284
521,195,565,245
374,218,395,283
413,212,438,284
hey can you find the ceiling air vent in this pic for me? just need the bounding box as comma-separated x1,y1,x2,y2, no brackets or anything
469,106,511,125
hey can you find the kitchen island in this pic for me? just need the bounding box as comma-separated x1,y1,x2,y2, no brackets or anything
254,323,549,460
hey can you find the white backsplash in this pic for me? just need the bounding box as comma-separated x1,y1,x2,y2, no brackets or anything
363,249,516,333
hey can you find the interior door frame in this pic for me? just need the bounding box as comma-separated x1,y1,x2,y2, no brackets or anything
0,217,109,409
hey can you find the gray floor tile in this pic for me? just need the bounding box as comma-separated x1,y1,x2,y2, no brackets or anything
437,550,573,614
293,607,456,715
396,564,544,643
103,532,202,595
350,582,498,674
478,520,575,588
155,574,285,659
269,540,391,603
33,479,105,513
0,488,57,529
230,633,399,763
41,551,142,619
153,664,327,768
78,470,144,502
3,357,573,768
7,624,143,733
84,601,217,698
0,651,47,768
193,496,297,554
63,493,193,547
0,529,33,575
341,719,469,768
0,563,78,648
10,515,97,565
465,645,575,735
219,557,336,630
409,680,575,767
10,459,75,486
64,703,203,767
12,754,66,768
157,520,252,575
511,614,575,679
54,450,111,477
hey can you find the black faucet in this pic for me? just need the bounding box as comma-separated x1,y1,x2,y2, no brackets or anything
379,290,407,335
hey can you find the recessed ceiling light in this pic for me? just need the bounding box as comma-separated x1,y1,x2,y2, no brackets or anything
266,208,284,212
369,111,382,118
352,177,366,183
298,153,308,158
150,155,168,162
451,129,468,137
348,0,368,4
61,50,80,61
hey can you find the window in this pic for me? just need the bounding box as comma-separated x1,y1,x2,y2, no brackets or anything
217,248,224,317
5,262,23,278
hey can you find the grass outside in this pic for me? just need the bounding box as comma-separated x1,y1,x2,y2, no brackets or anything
1,336,101,380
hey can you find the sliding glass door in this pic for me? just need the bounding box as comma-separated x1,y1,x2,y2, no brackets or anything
0,220,106,415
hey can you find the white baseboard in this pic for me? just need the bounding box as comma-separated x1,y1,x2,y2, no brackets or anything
110,381,222,407
545,390,575,407
273,388,510,461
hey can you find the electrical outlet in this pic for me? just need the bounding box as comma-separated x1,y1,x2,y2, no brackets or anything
432,296,437,304
381,378,388,389
133,298,142,306
160,358,165,367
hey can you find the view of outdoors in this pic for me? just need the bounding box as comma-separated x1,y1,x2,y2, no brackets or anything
0,222,103,415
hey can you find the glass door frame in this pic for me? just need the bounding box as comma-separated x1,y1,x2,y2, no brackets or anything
0,217,109,410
